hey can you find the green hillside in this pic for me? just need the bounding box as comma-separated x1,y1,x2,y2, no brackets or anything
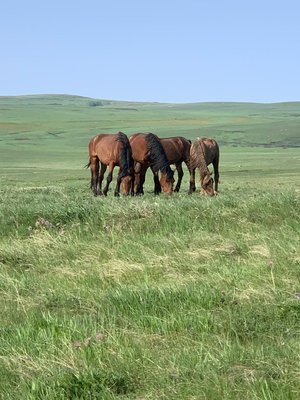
1,95,299,149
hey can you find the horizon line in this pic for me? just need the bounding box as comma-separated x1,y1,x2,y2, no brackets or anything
0,93,299,105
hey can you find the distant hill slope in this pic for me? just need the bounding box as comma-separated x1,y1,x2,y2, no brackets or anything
0,94,299,148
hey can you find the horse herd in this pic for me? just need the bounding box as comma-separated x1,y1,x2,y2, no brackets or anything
86,132,220,197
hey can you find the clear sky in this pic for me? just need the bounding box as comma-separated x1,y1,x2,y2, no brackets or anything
1,0,300,103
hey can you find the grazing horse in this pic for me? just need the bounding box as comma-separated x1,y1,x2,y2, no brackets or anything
134,136,195,194
87,132,134,196
129,132,174,195
159,137,195,194
190,137,220,196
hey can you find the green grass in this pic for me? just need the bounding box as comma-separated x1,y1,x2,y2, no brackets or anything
0,95,300,399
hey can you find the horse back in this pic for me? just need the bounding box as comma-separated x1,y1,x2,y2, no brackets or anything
89,133,121,165
160,136,191,164
129,133,150,163
200,138,219,165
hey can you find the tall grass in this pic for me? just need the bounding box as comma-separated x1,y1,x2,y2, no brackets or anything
0,180,299,399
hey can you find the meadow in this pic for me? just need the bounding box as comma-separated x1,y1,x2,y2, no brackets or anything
0,95,299,399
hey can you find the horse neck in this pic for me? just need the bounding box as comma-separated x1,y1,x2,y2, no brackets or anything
118,134,132,176
197,140,210,179
159,160,172,175
147,134,171,174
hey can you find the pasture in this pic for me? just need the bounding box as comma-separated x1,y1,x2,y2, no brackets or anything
0,95,300,399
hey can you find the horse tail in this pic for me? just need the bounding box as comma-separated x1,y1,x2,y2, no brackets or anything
84,161,91,169
117,132,133,178
145,133,174,180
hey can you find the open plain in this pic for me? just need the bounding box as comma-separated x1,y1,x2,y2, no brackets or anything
0,95,299,399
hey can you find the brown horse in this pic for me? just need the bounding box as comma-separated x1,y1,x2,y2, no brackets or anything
87,132,134,196
134,136,195,194
190,137,220,196
159,136,195,193
129,133,174,195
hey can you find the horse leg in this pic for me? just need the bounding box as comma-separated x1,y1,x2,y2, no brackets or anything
134,162,142,195
97,163,107,195
151,167,161,195
130,172,135,196
188,167,196,194
90,156,99,196
103,162,114,196
212,157,220,193
174,162,183,192
136,165,147,195
154,172,161,195
114,169,122,197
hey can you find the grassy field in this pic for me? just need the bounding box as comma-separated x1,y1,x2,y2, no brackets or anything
0,95,300,399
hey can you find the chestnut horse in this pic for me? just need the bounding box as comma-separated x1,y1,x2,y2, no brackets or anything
87,132,134,196
190,137,220,196
129,133,174,195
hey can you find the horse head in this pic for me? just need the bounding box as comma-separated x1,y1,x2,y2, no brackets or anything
201,172,216,196
159,169,175,195
120,174,133,196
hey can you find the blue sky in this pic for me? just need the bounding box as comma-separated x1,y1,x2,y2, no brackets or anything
1,0,300,102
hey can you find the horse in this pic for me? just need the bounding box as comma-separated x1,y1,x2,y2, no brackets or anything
133,136,195,194
87,132,134,196
129,132,175,195
189,137,220,196
158,136,196,194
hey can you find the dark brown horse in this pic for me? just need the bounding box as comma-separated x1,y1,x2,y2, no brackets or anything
87,132,134,196
159,136,195,193
129,132,174,195
134,136,195,194
190,137,220,196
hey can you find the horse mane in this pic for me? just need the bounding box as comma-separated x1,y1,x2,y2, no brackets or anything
145,133,174,179
116,132,133,177
190,138,210,177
